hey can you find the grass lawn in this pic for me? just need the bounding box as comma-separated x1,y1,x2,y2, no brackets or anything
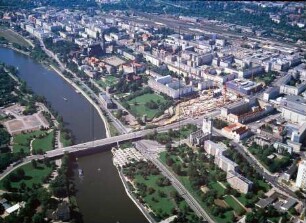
224,196,245,215
96,75,118,89
209,182,226,197
178,175,234,223
32,130,55,153
120,141,133,149
13,130,46,154
0,162,53,190
60,131,73,147
237,194,248,206
0,29,30,47
237,193,259,206
258,179,270,192
127,93,167,119
108,121,120,136
267,216,282,223
134,174,176,216
174,126,196,140
159,151,182,166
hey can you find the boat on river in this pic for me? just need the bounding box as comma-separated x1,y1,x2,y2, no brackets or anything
78,168,84,177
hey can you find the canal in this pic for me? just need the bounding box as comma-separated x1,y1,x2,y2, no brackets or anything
0,47,147,223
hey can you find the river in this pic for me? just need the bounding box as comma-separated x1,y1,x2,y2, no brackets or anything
0,47,147,223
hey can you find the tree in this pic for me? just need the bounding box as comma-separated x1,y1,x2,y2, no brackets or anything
20,182,27,191
2,178,11,190
17,168,25,179
172,163,182,175
166,157,174,166
147,187,155,195
32,213,45,223
0,203,4,215
31,159,37,168
245,212,256,223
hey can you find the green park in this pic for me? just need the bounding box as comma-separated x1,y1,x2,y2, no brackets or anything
0,161,54,191
127,93,167,119
123,161,200,222
12,130,55,155
158,143,272,222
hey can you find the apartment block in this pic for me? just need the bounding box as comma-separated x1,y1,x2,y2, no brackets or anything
204,140,253,194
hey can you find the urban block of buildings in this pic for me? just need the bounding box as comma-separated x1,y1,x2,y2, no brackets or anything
204,140,253,194
148,75,193,99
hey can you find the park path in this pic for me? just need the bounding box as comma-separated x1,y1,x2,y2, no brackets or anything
230,195,249,212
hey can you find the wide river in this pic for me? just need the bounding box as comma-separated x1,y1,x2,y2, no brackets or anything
0,47,147,223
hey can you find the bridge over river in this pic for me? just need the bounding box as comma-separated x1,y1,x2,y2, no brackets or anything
45,116,205,158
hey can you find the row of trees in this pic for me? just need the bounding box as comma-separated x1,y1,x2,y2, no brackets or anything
49,154,72,198
0,65,18,106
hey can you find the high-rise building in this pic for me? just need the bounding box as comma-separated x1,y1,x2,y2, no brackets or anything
202,118,212,135
296,160,306,188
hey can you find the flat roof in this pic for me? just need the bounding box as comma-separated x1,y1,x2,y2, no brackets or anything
6,203,20,214
282,198,297,210
256,197,275,208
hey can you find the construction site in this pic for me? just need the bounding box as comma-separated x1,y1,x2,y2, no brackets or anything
155,84,239,125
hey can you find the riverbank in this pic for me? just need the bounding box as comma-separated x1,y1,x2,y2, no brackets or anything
50,64,111,138
6,29,113,139
117,166,155,223
0,43,30,56
1,30,112,139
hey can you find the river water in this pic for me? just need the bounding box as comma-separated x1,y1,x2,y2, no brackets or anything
0,47,147,223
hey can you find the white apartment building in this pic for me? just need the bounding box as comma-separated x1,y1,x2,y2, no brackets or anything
204,140,253,193
296,160,306,188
